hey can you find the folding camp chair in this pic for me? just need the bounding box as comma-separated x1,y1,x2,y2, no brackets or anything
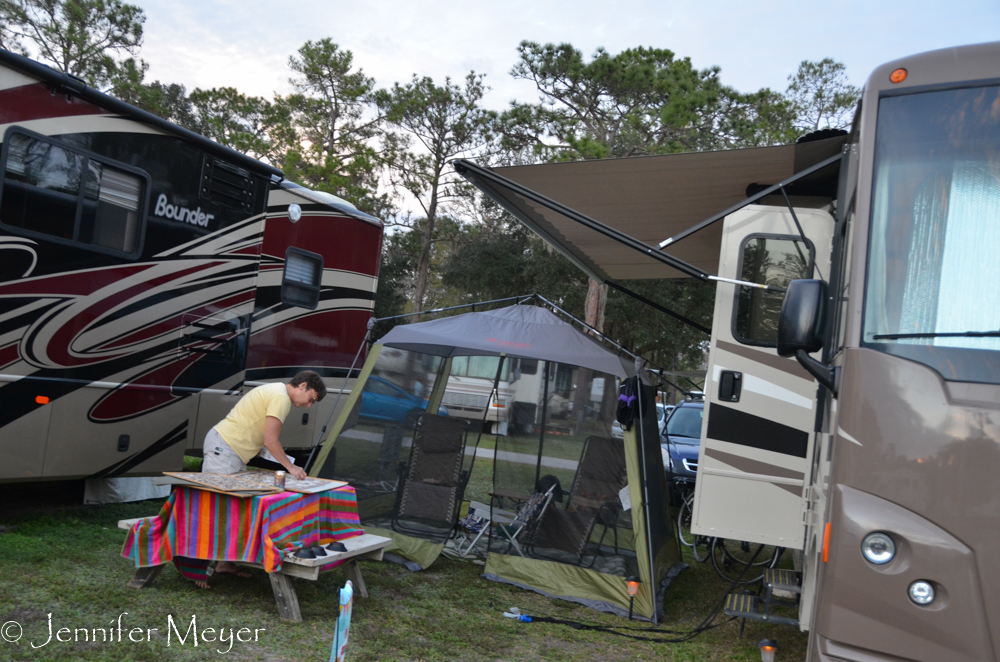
496,484,557,557
392,414,471,542
454,501,497,558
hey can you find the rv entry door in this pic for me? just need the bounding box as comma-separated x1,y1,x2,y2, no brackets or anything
691,204,833,549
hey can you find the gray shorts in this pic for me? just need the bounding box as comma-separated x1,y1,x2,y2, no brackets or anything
202,429,247,474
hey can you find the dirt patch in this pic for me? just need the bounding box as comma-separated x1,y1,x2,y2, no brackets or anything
376,587,407,601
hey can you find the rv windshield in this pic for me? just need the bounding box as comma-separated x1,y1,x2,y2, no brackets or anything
863,84,1000,383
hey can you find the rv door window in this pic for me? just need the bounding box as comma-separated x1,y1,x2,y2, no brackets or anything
281,247,323,310
0,129,147,257
733,234,813,345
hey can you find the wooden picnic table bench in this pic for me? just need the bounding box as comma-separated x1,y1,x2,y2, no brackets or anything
118,517,391,623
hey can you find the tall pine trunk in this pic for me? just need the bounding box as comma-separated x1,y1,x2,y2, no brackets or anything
411,185,439,322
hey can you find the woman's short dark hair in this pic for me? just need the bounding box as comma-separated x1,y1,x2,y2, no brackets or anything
290,370,327,400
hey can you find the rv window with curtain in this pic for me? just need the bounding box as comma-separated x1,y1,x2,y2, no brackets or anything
0,129,147,257
733,234,813,345
862,84,1000,383
281,247,323,309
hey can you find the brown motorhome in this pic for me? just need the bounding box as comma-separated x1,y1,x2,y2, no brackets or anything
769,43,1000,661
457,41,1000,662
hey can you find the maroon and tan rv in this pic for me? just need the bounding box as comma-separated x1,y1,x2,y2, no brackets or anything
0,49,383,482
458,41,1000,662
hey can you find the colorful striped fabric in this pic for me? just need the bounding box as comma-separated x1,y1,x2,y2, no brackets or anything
122,485,363,581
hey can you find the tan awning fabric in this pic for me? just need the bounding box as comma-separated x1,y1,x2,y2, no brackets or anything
457,136,844,282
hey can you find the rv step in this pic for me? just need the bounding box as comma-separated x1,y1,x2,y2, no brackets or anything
723,592,799,626
724,592,762,619
764,568,802,593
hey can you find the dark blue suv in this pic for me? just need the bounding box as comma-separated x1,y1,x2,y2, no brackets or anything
661,398,704,487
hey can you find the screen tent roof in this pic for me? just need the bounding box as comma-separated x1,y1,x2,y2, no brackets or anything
377,304,629,378
455,136,845,283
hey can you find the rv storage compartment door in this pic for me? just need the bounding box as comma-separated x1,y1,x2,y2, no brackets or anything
691,205,833,550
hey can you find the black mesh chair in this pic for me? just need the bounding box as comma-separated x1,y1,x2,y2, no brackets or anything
392,414,471,542
530,435,629,565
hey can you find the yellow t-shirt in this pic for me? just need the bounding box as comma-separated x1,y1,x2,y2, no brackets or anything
213,382,292,463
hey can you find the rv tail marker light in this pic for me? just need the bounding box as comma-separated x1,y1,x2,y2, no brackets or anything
35,395,49,405
861,532,896,565
823,522,831,562
890,68,908,84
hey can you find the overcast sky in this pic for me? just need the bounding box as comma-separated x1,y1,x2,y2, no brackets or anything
138,0,1000,110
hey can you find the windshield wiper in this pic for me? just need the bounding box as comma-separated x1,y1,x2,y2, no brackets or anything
873,330,1000,340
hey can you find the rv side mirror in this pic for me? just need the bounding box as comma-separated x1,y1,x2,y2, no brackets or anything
777,279,827,357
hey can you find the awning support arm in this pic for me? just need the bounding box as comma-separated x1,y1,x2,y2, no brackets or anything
680,375,704,391
708,275,786,294
657,152,844,249
779,185,813,273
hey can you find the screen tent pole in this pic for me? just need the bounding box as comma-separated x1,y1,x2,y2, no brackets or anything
304,320,374,473
636,370,659,624
535,362,551,489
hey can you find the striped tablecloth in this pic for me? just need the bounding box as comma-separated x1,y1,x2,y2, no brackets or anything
122,485,363,581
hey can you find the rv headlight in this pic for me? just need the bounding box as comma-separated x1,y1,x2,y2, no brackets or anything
908,580,935,605
861,532,895,565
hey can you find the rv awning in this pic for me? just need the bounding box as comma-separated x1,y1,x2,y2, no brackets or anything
455,136,845,282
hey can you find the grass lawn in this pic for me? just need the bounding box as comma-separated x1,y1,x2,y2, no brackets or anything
0,512,808,661
0,460,809,660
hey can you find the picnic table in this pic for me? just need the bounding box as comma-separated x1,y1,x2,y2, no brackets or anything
120,484,390,622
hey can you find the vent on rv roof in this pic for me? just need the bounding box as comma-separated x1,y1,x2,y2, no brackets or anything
200,158,254,212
